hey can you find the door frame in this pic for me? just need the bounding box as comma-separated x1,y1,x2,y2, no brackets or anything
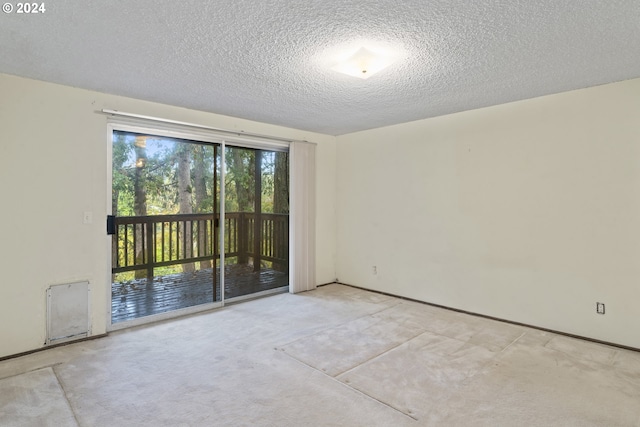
106,122,226,331
106,120,290,331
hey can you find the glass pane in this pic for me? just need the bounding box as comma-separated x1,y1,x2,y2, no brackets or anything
224,147,289,299
111,131,221,323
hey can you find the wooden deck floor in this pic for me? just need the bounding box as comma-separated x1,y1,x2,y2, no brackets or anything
111,264,288,323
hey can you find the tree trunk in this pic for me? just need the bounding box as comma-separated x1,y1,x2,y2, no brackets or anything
177,144,195,273
193,145,211,269
111,132,130,281
229,148,256,265
232,149,254,212
273,151,289,214
253,151,262,272
133,136,148,279
273,151,289,272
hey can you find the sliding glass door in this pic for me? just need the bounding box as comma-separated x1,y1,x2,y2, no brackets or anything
109,129,289,324
223,146,289,299
110,130,221,323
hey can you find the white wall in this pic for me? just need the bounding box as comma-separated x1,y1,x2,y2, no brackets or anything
336,78,640,349
0,73,336,358
3,71,638,356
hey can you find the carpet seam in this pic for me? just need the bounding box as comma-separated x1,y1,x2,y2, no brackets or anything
51,366,82,427
276,299,404,349
276,348,419,422
461,331,528,387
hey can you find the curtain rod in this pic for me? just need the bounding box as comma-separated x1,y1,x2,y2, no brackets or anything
101,109,313,145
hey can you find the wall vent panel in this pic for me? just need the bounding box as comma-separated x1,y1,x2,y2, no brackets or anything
46,281,90,345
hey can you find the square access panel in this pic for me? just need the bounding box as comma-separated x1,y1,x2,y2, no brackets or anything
46,281,91,345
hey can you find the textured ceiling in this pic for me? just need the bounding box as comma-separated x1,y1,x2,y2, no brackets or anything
1,1,639,135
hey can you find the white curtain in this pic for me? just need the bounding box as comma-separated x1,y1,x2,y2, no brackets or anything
289,141,316,293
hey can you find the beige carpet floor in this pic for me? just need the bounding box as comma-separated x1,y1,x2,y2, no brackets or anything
0,283,639,426
0,367,77,427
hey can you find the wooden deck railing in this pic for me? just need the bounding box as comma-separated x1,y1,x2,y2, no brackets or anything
112,212,289,279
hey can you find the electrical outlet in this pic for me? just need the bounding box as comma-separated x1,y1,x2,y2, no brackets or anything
596,302,605,315
372,266,377,275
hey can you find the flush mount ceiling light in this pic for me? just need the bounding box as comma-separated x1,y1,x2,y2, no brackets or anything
331,47,396,79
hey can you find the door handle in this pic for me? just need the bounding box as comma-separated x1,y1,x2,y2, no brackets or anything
106,215,116,235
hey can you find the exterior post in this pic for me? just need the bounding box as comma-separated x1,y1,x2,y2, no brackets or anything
145,219,154,281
